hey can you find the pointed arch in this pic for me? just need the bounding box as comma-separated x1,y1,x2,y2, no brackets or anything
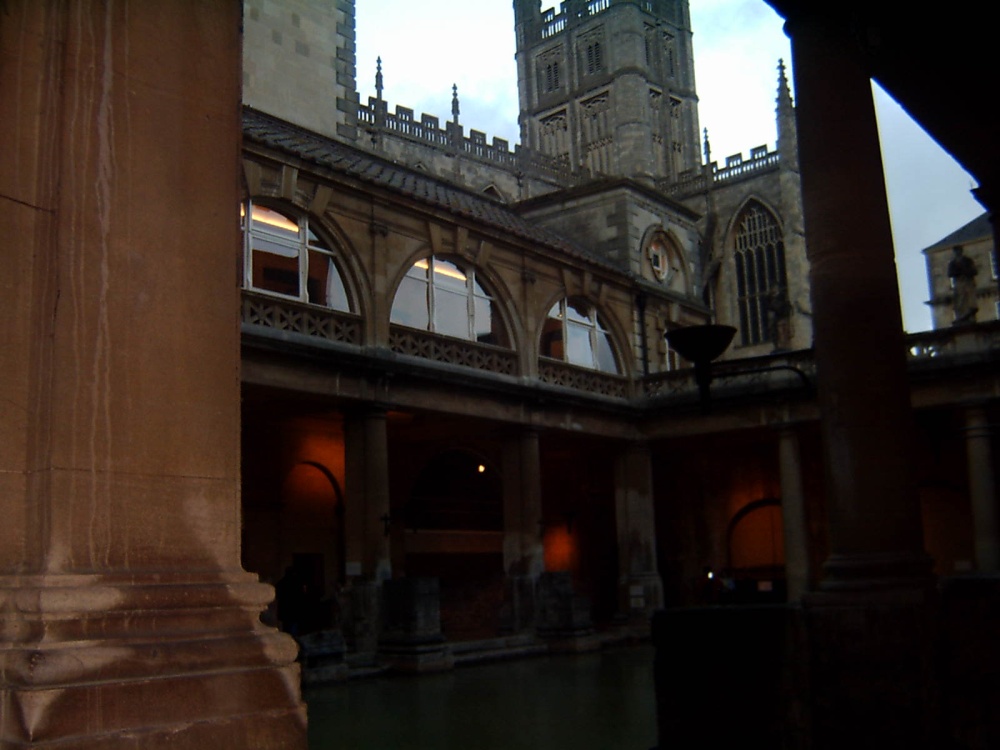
727,199,788,347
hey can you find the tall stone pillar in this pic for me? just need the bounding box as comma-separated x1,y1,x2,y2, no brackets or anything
788,14,930,588
343,406,391,650
344,407,392,583
500,430,544,631
0,3,305,747
965,407,999,572
786,13,936,747
614,442,664,622
778,429,810,601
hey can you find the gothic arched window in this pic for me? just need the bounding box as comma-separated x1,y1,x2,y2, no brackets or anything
585,41,603,75
242,201,351,311
540,298,618,373
733,202,787,346
391,256,509,347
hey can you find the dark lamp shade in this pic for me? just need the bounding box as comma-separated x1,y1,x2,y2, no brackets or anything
665,324,737,364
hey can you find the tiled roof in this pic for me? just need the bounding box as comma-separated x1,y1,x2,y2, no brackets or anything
242,108,622,273
923,211,992,252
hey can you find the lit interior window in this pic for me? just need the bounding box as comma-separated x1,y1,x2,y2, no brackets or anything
540,298,618,373
242,200,350,312
390,255,509,347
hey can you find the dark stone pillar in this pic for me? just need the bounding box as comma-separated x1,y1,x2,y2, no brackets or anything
786,13,937,747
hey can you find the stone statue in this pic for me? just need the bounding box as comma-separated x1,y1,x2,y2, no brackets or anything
767,286,793,350
947,246,978,325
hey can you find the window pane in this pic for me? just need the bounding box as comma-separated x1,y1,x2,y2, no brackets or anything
307,250,349,311
566,299,591,324
540,315,564,359
251,239,299,297
473,296,495,343
432,259,467,292
391,275,429,329
595,331,617,373
251,205,299,240
566,320,594,367
435,288,469,339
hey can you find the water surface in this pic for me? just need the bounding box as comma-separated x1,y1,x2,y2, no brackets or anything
306,645,656,749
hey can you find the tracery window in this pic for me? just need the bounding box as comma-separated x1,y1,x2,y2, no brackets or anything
391,256,509,346
733,202,787,346
544,61,561,91
242,201,350,311
540,298,618,373
585,41,603,75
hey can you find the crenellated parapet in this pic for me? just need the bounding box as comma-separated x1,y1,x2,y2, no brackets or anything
659,144,783,197
356,95,577,198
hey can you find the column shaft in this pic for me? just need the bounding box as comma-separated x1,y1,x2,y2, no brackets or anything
778,429,810,601
966,408,999,572
614,442,664,618
790,16,929,586
344,407,391,582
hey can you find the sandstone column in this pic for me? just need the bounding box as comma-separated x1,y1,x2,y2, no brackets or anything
778,429,810,601
0,2,305,747
614,442,664,621
344,407,392,583
500,429,545,630
343,406,392,652
965,407,999,572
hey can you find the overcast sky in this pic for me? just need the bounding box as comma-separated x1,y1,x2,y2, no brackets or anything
356,0,983,333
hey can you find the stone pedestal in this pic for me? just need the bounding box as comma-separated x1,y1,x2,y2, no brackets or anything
378,578,453,672
652,606,803,748
298,629,349,685
499,575,537,633
535,572,597,651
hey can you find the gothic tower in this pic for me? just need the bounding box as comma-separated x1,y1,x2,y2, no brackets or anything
513,0,702,184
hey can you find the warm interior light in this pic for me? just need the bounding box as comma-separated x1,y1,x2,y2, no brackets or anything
707,570,714,580
477,464,486,473
251,205,299,233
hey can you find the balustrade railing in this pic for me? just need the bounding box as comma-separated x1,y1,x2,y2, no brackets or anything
538,358,630,399
241,291,362,345
389,326,519,376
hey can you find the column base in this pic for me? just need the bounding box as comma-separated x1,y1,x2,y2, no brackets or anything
802,585,939,749
0,572,306,749
820,550,934,591
617,572,663,625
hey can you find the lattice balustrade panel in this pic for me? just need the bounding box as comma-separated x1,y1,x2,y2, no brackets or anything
389,327,519,376
538,359,629,398
242,293,362,345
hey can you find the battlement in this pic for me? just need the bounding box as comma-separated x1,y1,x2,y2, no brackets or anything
529,0,670,42
357,97,573,185
660,144,781,197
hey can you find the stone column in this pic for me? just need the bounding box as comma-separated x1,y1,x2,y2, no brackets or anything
500,430,544,631
965,407,999,572
778,429,810,601
789,14,930,588
0,3,305,747
344,406,392,583
343,406,392,652
785,13,936,747
614,442,664,621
